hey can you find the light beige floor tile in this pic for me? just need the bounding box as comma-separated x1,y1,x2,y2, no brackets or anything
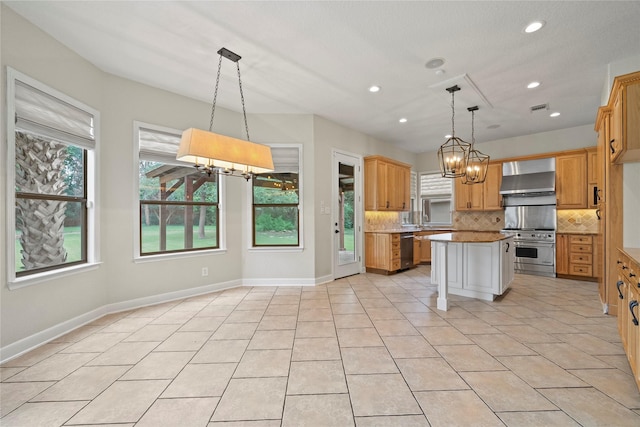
334,314,374,328
337,328,384,347
342,347,398,374
365,307,405,320
393,302,431,313
496,324,564,344
192,339,249,363
355,415,430,426
396,357,468,391
123,324,180,342
292,337,341,361
211,323,258,340
225,310,265,323
286,360,347,395
150,310,196,325
527,342,610,369
461,371,557,412
197,305,237,317
404,312,449,327
67,380,169,424
86,341,159,365
417,326,473,345
154,331,212,351
331,303,365,314
179,316,224,332
8,352,98,382
526,317,580,334
0,401,88,427
372,319,419,336
382,335,438,358
497,355,587,388
359,298,394,309
472,311,525,325
0,367,24,381
1,343,70,368
329,294,360,304
59,332,130,353
569,368,640,409
31,365,129,401
282,394,354,427
300,299,330,310
99,316,153,333
415,390,504,427
0,381,54,417
540,387,640,426
469,333,536,356
497,410,581,427
210,420,281,426
257,315,298,330
234,349,291,377
595,354,634,375
265,304,299,316
553,333,625,355
436,345,506,372
270,295,300,305
212,377,287,421
347,373,421,416
294,321,336,338
446,318,500,335
136,397,218,427
248,330,295,350
162,363,236,397
121,351,194,380
51,325,104,344
235,300,269,311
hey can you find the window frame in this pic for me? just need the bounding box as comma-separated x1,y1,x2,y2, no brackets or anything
133,122,225,261
250,144,303,250
419,170,454,226
6,67,100,289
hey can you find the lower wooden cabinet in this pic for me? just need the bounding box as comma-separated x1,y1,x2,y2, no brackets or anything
365,233,401,273
556,233,596,279
616,249,640,391
415,230,452,263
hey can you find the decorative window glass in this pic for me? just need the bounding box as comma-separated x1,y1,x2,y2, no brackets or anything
8,69,98,281
137,125,219,255
252,145,301,247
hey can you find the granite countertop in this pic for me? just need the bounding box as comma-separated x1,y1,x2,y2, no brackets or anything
621,247,640,266
427,231,511,243
365,227,453,234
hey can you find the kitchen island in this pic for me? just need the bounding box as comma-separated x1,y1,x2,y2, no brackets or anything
429,232,514,311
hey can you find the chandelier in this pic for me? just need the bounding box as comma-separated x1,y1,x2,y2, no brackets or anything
437,85,471,178
461,106,490,184
177,48,274,180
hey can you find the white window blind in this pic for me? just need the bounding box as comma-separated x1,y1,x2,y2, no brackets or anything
271,146,299,173
420,172,452,197
410,171,417,198
15,80,96,149
138,126,193,166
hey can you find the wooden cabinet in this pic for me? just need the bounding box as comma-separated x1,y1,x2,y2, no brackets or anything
609,72,640,163
557,233,596,279
556,152,588,209
587,147,599,209
415,230,452,263
365,233,401,273
454,162,502,211
413,237,421,266
616,249,640,391
364,156,411,211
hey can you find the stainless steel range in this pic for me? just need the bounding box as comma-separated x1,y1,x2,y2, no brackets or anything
501,229,556,277
500,158,557,277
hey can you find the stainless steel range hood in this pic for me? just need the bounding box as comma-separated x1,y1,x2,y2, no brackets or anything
500,158,555,195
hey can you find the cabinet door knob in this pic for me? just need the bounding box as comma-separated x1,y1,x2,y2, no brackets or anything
617,280,624,299
630,301,639,326
610,139,616,154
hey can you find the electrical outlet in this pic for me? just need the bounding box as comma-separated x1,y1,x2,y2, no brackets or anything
202,267,208,277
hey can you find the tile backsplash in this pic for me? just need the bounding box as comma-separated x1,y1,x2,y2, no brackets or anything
557,209,599,233
364,211,403,231
453,211,504,231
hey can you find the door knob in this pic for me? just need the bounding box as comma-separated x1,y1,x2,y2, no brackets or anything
335,230,340,234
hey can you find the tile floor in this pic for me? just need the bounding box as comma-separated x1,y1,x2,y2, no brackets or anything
2,266,640,426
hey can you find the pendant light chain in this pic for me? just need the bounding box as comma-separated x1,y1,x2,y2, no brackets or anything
208,54,224,132
470,108,475,147
451,90,456,137
236,62,251,142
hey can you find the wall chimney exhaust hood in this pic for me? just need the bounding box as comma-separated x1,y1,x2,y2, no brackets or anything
500,158,555,195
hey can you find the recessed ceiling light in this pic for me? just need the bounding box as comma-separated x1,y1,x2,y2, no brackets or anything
527,81,541,89
550,112,560,117
399,118,407,123
369,85,381,93
425,57,445,69
445,134,452,139
524,21,545,33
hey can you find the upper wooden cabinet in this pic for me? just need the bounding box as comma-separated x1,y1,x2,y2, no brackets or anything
556,152,588,209
364,156,411,211
608,71,640,163
454,162,502,211
587,147,599,209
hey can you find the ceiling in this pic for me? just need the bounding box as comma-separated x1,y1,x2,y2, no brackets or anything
6,1,640,153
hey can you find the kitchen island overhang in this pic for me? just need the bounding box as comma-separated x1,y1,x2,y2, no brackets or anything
428,232,515,311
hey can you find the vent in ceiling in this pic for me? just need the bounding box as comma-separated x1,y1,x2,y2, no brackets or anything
530,103,549,112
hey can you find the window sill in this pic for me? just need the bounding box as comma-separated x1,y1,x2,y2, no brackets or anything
248,246,304,253
134,248,227,263
8,262,103,290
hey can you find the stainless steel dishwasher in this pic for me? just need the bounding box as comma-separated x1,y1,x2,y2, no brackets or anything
400,233,414,270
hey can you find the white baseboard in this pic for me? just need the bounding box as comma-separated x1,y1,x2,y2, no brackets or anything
243,274,334,287
0,279,241,364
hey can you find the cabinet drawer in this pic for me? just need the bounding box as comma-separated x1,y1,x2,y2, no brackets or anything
570,264,593,276
570,244,592,253
392,249,401,260
570,253,593,264
570,235,593,244
391,242,400,252
391,234,400,243
391,260,401,271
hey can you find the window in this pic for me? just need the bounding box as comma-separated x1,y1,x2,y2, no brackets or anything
137,124,220,256
252,145,302,247
401,170,418,225
7,68,98,283
419,172,453,225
